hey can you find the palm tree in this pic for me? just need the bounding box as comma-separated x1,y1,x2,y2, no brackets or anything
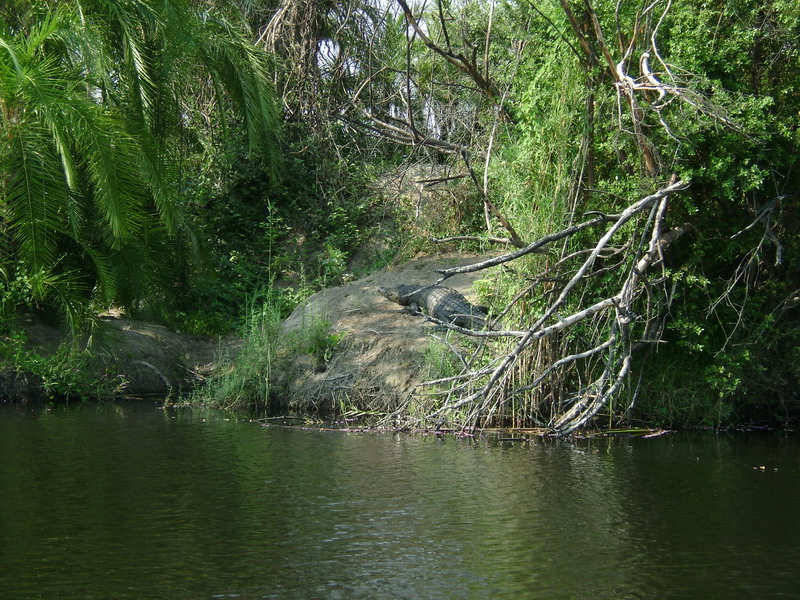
0,0,280,333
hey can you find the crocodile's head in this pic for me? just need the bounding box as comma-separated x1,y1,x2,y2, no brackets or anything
378,286,401,303
379,285,421,305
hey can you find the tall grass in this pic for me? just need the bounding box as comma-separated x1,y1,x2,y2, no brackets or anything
189,290,343,414
190,293,284,412
495,52,587,242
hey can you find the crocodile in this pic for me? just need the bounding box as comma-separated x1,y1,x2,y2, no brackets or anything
379,284,489,330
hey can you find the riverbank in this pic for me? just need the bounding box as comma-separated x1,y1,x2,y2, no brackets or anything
0,252,492,412
5,250,797,431
0,314,242,402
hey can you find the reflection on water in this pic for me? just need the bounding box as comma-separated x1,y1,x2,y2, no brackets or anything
0,402,798,599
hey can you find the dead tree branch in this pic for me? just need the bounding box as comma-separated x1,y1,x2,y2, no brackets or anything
461,149,525,247
555,0,746,178
399,178,690,435
435,178,688,282
396,0,514,122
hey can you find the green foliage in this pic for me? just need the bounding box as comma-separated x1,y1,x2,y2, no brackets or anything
497,0,800,427
1,265,36,333
176,126,394,335
190,291,344,413
0,0,281,335
189,292,285,412
502,50,586,235
301,316,346,371
0,332,125,401
421,335,463,382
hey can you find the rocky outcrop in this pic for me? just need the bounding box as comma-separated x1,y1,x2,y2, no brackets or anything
5,315,241,400
272,253,494,414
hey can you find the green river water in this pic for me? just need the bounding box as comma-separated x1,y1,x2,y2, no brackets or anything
0,401,798,599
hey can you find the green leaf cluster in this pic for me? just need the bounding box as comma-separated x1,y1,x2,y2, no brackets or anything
445,0,800,426
0,0,281,336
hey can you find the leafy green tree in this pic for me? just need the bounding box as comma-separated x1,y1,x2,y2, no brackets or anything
0,0,280,332
336,0,799,430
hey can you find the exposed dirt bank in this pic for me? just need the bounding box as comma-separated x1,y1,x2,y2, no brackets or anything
272,253,497,414
3,252,495,408
3,315,241,401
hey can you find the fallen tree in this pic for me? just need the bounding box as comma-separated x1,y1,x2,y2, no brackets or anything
383,177,691,434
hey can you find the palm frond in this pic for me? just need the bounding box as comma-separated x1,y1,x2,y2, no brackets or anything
2,0,283,328
4,119,69,272
102,0,159,121
78,111,147,246
83,245,118,304
0,36,23,77
136,143,181,234
196,14,282,174
33,266,90,335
